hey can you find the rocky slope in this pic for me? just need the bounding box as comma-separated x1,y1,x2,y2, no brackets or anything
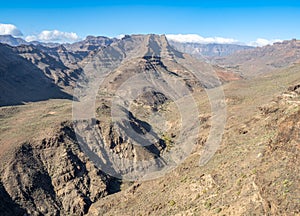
0,101,113,216
15,44,84,89
88,64,300,216
0,43,72,106
0,35,121,107
0,34,226,214
0,34,299,215
73,34,228,180
1,124,109,215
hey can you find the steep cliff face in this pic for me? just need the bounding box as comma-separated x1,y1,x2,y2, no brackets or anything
0,34,219,214
0,122,109,216
1,82,298,216
15,44,84,90
0,36,114,106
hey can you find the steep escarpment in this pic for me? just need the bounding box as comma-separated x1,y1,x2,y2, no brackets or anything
0,34,220,214
16,44,83,90
0,122,109,216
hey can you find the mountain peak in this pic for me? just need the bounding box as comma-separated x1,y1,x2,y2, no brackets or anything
85,35,112,41
108,34,176,60
0,34,28,46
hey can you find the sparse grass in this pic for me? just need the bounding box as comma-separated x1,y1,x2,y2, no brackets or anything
0,99,71,162
215,207,222,213
169,200,176,206
204,201,212,209
180,176,188,183
160,132,175,152
282,179,292,194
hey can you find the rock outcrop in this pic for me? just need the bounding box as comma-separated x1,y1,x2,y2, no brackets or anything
0,122,109,216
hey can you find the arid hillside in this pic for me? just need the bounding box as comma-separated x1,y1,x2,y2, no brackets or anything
0,35,299,216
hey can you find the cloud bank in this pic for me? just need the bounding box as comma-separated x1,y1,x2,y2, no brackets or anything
26,30,80,43
166,34,238,44
247,38,283,47
166,34,284,47
0,23,23,36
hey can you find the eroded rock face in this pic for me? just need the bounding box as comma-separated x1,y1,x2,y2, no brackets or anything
1,123,109,216
74,113,168,180
255,84,300,215
0,182,26,216
134,89,168,111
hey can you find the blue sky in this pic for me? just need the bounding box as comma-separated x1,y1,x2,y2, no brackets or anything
0,0,299,45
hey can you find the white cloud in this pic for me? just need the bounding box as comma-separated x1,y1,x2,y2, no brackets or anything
166,34,238,44
0,23,23,36
166,34,284,47
24,35,37,42
247,38,283,47
25,30,80,43
116,34,125,39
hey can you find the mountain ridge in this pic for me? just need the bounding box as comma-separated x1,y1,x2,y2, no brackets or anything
169,40,254,58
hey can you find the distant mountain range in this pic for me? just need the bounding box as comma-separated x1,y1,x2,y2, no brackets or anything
169,40,254,58
0,34,115,49
0,35,29,46
1,34,254,58
215,39,300,76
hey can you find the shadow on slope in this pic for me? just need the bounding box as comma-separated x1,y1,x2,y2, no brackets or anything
0,44,72,106
0,182,27,216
